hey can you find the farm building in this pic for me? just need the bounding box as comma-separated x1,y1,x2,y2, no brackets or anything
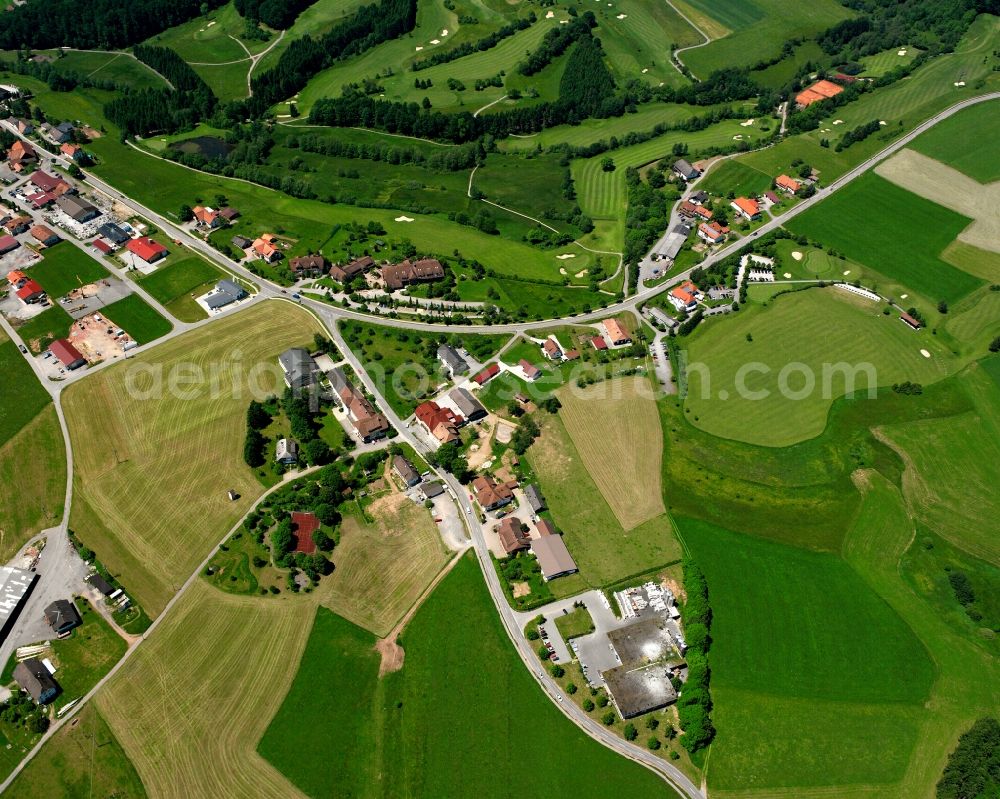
44,598,81,635
530,535,577,581
13,658,59,704
276,438,299,465
56,194,100,223
278,348,318,391
49,339,86,369
125,237,167,264
291,511,319,554
602,662,678,719
472,363,499,385
672,159,700,181
449,387,486,421
603,318,631,345
730,197,760,221
382,258,445,290
437,344,468,377
496,517,530,555
0,566,38,645
524,484,546,514
393,455,421,487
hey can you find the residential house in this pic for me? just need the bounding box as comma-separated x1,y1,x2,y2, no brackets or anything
473,474,514,511
231,234,252,250
541,337,563,361
693,205,714,221
86,572,115,596
44,599,81,635
4,214,31,234
564,349,580,361
603,318,631,346
13,658,58,704
519,359,541,381
672,159,700,182
795,79,843,108
49,339,86,369
393,455,421,487
289,254,326,277
678,200,698,219
730,197,760,221
689,190,708,204
420,481,445,500
437,344,468,377
382,257,445,290
472,363,499,385
29,224,59,246
668,280,701,313
329,367,390,442
60,142,85,162
775,174,802,194
496,517,530,555
531,535,578,580
7,139,36,171
329,255,373,283
252,236,281,263
6,269,27,287
524,484,546,514
204,279,247,310
192,206,222,228
98,222,130,245
29,170,71,196
0,234,19,254
697,222,726,245
125,236,167,264
41,121,73,144
15,279,44,303
449,387,486,421
56,194,100,223
278,347,318,390
275,438,299,465
12,118,33,135
415,400,464,444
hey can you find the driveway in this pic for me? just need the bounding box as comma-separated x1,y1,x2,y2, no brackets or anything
519,589,631,668
429,492,467,551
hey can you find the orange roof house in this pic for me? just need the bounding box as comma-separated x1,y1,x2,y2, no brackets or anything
693,205,714,221
192,206,221,227
6,269,27,286
603,318,631,346
669,280,701,312
795,79,843,107
7,140,36,170
775,174,802,194
730,197,760,220
252,237,281,263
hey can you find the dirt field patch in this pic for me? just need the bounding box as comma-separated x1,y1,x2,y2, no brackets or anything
66,311,135,363
556,376,666,530
875,149,1000,255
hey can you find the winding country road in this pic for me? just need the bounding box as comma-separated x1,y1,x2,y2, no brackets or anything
1,92,997,796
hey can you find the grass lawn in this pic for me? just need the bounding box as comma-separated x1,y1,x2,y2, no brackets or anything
787,173,984,305
261,552,675,798
100,294,172,344
47,597,128,712
860,44,922,77
0,332,51,445
554,606,595,640
313,493,450,637
28,243,112,299
699,158,775,198
257,608,381,798
5,704,146,799
96,580,314,799
48,49,169,90
135,256,225,322
682,286,960,446
908,98,1000,183
473,151,581,236
681,516,934,793
62,301,324,616
12,304,72,354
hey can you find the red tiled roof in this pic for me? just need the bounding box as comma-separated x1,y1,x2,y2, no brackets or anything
591,336,607,350
732,197,759,217
126,236,167,262
519,359,541,379
775,174,802,192
50,338,84,366
16,278,42,299
92,239,112,254
473,363,499,385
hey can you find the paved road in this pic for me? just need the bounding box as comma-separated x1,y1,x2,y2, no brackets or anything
2,91,997,797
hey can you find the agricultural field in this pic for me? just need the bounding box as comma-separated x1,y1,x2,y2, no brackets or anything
0,332,65,559
314,494,450,637
135,256,226,322
96,581,314,799
681,516,934,794
45,50,170,90
100,294,172,344
682,287,958,446
908,98,1000,183
29,244,111,300
62,301,325,616
5,704,146,799
787,173,984,304
261,553,673,798
528,378,682,587
698,158,774,197
679,0,852,78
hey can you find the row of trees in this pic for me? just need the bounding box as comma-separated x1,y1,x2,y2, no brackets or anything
289,133,484,171
132,44,215,93
678,558,715,752
105,85,216,137
234,0,317,30
935,716,1000,798
517,12,595,75
412,14,536,71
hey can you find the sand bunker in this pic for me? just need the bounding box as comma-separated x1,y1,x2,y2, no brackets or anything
783,272,792,278
843,270,851,276
740,119,755,127
791,251,803,261
415,46,423,51
732,134,743,140
575,269,587,278
617,13,627,19
879,120,887,125
641,68,648,73
833,119,844,125
430,39,440,44
441,29,448,36
954,81,966,87
395,215,414,222
920,349,931,358
556,253,576,260
898,49,907,56
559,268,568,275
900,293,908,299
546,10,554,17
207,21,216,27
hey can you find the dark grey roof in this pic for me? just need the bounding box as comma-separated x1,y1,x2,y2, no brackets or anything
437,344,468,375
420,481,445,498
44,598,80,632
232,235,252,249
97,222,129,244
672,159,699,179
276,438,299,462
393,455,420,485
13,658,59,703
524,484,546,513
279,348,317,389
448,387,485,420
86,572,115,596
328,366,349,395
0,566,37,637
602,662,677,718
689,190,708,203
206,279,247,309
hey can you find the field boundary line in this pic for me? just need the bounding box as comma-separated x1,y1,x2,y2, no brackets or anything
665,0,712,80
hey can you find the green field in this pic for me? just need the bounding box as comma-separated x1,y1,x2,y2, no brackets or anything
699,158,774,197
860,44,922,77
909,98,1000,183
681,516,934,793
750,40,827,88
261,553,674,798
100,294,172,344
680,0,852,78
0,334,51,445
13,305,73,354
787,173,984,304
683,287,958,446
48,50,169,90
135,256,225,322
29,244,112,299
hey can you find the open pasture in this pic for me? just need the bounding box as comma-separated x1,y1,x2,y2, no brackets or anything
136,256,225,322
30,244,111,300
100,294,173,344
698,158,774,197
682,287,957,447
680,0,851,78
750,40,827,89
62,301,324,616
47,50,170,90
909,98,1000,183
253,0,367,74
97,580,313,799
0,332,51,445
787,172,984,304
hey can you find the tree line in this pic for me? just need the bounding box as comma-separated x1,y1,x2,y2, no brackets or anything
678,557,715,752
0,0,226,50
517,11,595,75
936,717,1000,798
234,0,319,30
132,44,215,93
288,133,484,171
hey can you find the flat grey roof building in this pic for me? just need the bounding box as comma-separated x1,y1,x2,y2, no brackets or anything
607,616,676,665
448,387,486,421
279,348,318,390
530,535,577,581
602,662,677,718
0,566,38,644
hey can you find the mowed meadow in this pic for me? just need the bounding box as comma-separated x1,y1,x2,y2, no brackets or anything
63,300,325,616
